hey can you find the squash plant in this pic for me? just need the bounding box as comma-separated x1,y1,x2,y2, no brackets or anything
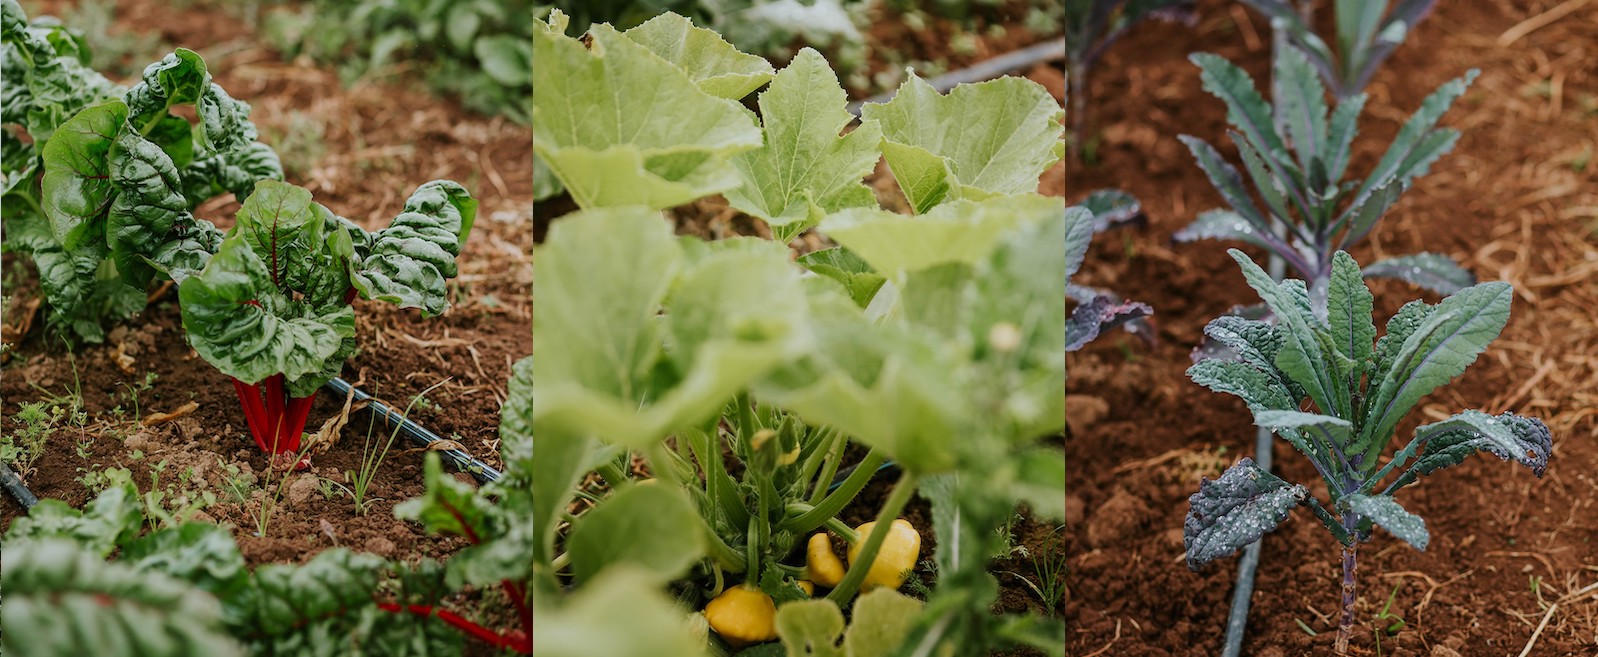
1,0,283,342
1184,249,1552,655
177,179,475,469
533,11,1065,656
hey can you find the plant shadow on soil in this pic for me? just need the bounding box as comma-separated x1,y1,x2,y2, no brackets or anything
1066,1,1598,655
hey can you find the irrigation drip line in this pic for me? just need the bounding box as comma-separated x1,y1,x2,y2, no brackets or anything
828,459,897,493
846,37,1065,117
323,378,502,485
1222,241,1290,657
1,460,38,509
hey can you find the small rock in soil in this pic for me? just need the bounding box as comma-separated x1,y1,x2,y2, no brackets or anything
124,431,154,452
1064,495,1085,526
1065,395,1110,435
365,536,397,557
1086,489,1152,547
287,473,322,506
1430,646,1462,657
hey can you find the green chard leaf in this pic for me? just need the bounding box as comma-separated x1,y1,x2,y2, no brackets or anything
349,180,476,316
862,72,1062,213
41,98,125,249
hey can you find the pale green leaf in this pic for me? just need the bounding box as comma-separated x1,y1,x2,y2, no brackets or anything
623,12,774,100
725,48,880,238
821,194,1058,279
862,73,1062,213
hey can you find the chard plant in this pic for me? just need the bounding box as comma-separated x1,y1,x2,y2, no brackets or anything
0,354,534,654
1,0,283,342
1184,249,1552,655
1178,46,1479,302
1065,0,1195,160
533,11,1066,655
1241,0,1438,100
1066,190,1152,351
178,179,475,469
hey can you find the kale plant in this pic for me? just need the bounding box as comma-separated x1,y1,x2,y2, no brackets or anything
1184,249,1552,655
1242,0,1438,100
1065,0,1195,159
1066,190,1151,351
1178,46,1478,303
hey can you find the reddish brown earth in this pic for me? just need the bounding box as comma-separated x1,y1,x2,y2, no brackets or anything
1067,1,1597,655
2,0,532,586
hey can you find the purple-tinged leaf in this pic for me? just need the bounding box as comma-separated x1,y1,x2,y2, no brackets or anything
1077,188,1145,231
1382,410,1552,492
1174,209,1274,250
1184,457,1308,570
1065,293,1152,352
1361,252,1475,295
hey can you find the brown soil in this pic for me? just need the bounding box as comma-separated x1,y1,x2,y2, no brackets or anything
1,0,531,642
1067,1,1598,655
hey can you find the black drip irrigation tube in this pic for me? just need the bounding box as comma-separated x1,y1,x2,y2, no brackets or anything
845,37,1066,117
1221,248,1289,656
323,378,501,485
1,461,38,509
0,379,501,511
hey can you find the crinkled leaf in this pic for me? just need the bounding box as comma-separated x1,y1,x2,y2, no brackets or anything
1326,250,1375,365
1345,493,1428,550
2,484,142,556
531,20,761,209
1386,410,1552,491
1352,70,1477,206
1361,252,1475,295
1065,294,1151,351
1184,457,1308,569
1358,281,1512,462
122,523,248,596
862,73,1062,213
1180,135,1271,234
350,180,476,316
40,98,124,248
725,48,881,241
107,128,191,288
623,12,774,100
1228,249,1338,417
1,539,243,657
177,231,356,396
178,141,283,206
1271,43,1329,172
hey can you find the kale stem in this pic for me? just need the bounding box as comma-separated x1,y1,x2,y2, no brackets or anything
1334,514,1361,656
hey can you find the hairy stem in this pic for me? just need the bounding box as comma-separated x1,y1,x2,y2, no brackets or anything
780,449,884,534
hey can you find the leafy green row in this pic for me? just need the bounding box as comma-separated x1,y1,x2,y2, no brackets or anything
0,354,533,655
1,0,281,343
260,0,530,124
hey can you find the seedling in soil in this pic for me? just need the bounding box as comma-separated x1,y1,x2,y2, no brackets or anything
1183,249,1553,655
2,401,64,477
1178,46,1480,302
346,379,450,515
